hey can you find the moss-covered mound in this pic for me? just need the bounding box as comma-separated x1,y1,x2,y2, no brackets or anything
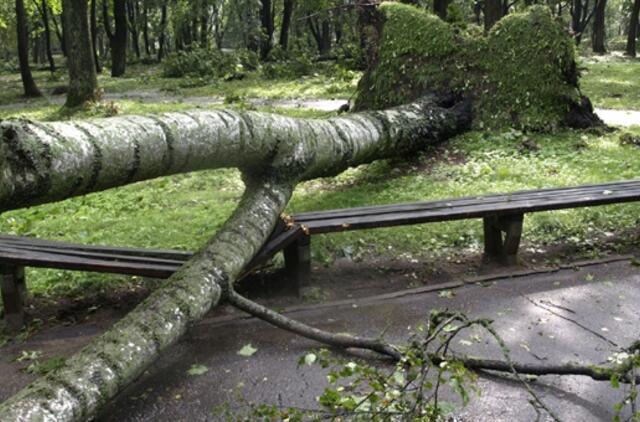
354,2,600,130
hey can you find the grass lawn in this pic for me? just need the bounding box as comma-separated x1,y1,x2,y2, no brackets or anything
580,55,640,110
0,56,639,306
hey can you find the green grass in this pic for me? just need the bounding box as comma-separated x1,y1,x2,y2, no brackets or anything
1,56,640,306
0,61,359,121
1,127,639,302
580,55,640,110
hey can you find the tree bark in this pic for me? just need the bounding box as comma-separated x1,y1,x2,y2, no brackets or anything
626,0,640,56
62,0,99,107
105,0,128,76
39,0,56,73
143,4,151,55
15,0,41,97
260,0,274,60
91,0,102,73
127,0,141,59
434,0,449,19
279,0,295,50
0,97,471,420
591,0,607,53
484,0,503,30
51,9,67,57
157,1,168,61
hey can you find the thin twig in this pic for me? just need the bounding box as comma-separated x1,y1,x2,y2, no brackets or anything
522,295,618,347
227,289,401,359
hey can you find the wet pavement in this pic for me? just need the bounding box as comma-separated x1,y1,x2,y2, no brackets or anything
1,257,638,421
95,257,638,421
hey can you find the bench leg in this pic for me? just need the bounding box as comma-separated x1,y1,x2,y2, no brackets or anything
483,216,503,260
283,234,311,295
483,214,524,266
1,265,27,331
501,215,523,266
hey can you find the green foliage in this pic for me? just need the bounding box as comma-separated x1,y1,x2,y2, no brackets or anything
355,3,582,130
162,48,259,80
261,53,313,80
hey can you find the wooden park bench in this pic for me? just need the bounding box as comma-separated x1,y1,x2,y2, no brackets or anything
2,179,640,329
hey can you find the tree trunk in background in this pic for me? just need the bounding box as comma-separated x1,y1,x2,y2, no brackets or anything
591,0,606,53
434,0,449,19
260,0,274,59
157,1,168,61
279,0,294,50
51,11,67,56
63,0,98,107
143,5,151,55
91,0,102,73
32,32,40,64
15,0,41,97
40,0,56,72
484,0,503,30
626,0,640,56
127,0,141,59
0,96,471,421
199,2,209,48
110,0,128,76
320,19,331,56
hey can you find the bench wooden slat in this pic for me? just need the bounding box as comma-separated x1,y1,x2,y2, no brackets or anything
0,245,179,278
0,235,193,260
302,188,640,234
293,180,640,222
0,242,191,266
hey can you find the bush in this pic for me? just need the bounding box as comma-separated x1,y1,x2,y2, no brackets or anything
608,36,627,52
162,48,259,80
261,53,313,79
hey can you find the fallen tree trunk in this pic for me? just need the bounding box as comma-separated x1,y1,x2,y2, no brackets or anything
0,96,472,420
0,97,469,213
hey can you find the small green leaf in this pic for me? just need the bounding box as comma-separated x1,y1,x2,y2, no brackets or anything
237,343,258,357
610,374,620,389
187,364,209,376
303,353,317,366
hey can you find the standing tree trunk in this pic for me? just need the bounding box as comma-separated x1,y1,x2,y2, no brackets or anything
62,0,99,107
15,0,41,97
157,1,168,61
260,0,274,59
626,0,640,56
484,0,503,30
127,0,141,59
434,0,449,19
91,0,102,73
199,2,209,48
51,10,67,56
591,0,607,53
0,96,471,421
40,0,56,72
104,0,128,76
142,5,151,55
279,0,295,50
